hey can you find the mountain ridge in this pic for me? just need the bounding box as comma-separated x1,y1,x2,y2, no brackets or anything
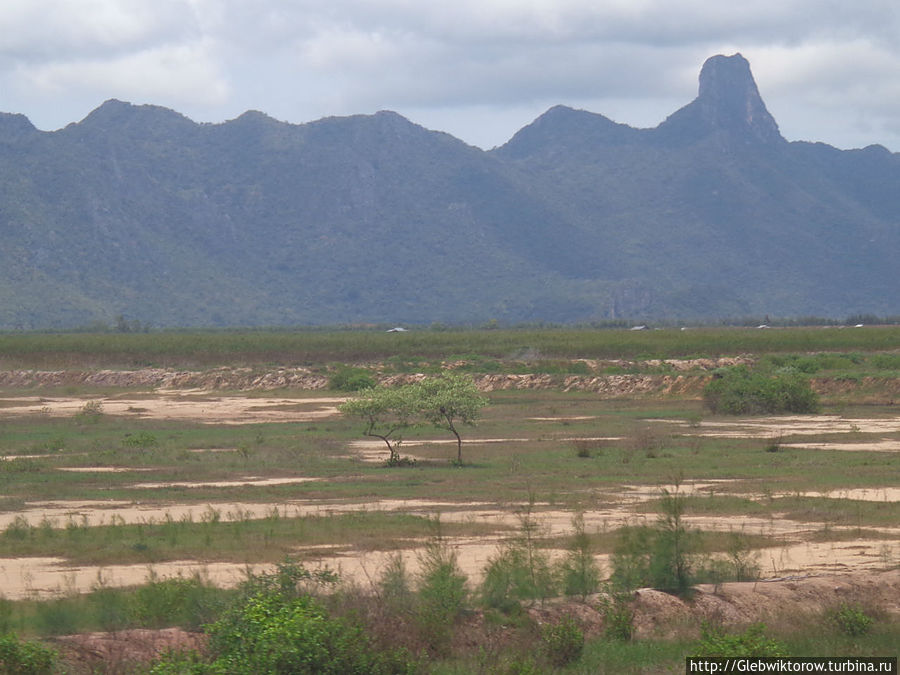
1,53,898,328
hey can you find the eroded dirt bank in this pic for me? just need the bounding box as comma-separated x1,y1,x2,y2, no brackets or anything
2,361,898,400
0,365,707,395
46,569,900,673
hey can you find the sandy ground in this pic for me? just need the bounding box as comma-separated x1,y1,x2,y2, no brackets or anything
0,393,346,425
2,487,898,599
0,390,897,599
662,414,900,439
2,534,895,601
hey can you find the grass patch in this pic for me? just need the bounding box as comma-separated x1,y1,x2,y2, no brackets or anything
0,511,509,565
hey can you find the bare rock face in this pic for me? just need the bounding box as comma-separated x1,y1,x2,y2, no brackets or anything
697,53,783,144
660,53,783,145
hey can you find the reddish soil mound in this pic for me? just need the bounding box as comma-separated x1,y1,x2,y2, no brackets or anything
52,628,206,673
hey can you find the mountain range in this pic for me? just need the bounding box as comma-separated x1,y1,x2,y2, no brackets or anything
1,53,898,329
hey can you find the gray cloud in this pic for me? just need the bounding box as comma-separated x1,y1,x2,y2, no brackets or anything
1,0,898,150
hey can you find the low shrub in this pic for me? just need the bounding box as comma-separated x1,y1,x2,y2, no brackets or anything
693,622,786,657
329,365,376,391
206,592,415,675
827,603,874,637
0,633,58,675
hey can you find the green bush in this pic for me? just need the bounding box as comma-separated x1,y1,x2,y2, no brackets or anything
0,634,58,675
827,603,873,637
703,366,819,415
693,622,786,657
207,592,414,675
329,365,376,391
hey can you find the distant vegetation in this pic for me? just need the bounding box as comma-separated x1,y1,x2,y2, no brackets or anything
2,326,900,369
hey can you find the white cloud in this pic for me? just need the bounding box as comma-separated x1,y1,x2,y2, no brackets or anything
0,0,899,150
17,41,228,109
0,0,199,60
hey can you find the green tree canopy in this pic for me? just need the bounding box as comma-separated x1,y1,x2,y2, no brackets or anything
339,385,419,465
412,373,488,464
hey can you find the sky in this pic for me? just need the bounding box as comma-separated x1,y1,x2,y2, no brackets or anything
2,1,899,152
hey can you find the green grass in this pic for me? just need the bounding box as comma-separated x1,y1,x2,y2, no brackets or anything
0,511,508,565
2,326,900,369
1,392,897,507
639,494,900,528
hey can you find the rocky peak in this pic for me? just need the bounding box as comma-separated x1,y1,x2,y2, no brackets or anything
658,53,783,145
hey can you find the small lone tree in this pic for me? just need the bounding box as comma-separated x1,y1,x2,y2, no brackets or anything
413,373,488,465
339,385,417,465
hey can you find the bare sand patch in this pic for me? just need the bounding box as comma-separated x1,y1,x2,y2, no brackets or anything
0,393,346,424
187,447,239,453
0,498,501,531
1,454,66,461
665,415,900,439
298,538,577,588
6,532,894,601
528,416,596,421
0,557,255,600
128,477,320,489
758,539,897,576
58,467,156,473
789,487,900,501
782,440,900,452
3,492,898,599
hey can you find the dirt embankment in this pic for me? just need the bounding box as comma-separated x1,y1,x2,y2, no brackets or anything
48,570,900,672
0,357,752,396
531,569,900,641
2,357,895,399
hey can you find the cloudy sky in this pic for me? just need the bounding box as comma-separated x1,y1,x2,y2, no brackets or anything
2,1,899,151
